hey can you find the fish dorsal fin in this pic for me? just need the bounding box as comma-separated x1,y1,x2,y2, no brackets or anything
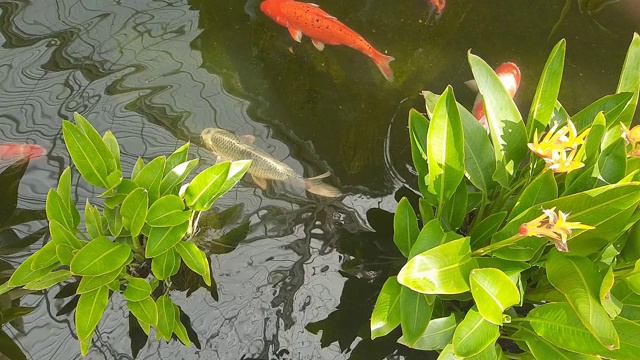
308,2,319,6
251,174,269,190
312,39,325,51
239,135,256,144
465,80,478,92
288,27,303,42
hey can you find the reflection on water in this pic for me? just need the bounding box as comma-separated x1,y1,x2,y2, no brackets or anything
0,0,638,358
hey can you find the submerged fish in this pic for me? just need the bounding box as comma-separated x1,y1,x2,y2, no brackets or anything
201,128,341,198
0,143,46,161
466,62,521,130
260,0,395,81
426,0,446,18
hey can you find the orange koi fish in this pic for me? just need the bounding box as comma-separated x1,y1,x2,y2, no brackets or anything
260,0,395,81
0,143,46,161
467,62,521,130
427,0,446,17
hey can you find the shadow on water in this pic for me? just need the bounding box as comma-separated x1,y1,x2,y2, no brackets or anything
0,0,638,358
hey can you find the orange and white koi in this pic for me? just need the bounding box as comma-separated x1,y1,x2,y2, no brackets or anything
260,0,395,81
467,62,521,130
426,0,446,17
0,143,46,161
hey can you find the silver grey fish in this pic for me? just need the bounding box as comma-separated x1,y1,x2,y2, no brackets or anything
201,128,341,198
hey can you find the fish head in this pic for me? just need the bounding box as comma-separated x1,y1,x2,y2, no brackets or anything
260,0,289,26
201,128,235,152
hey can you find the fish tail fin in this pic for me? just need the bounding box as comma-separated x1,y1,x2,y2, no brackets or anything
372,52,395,82
304,172,342,198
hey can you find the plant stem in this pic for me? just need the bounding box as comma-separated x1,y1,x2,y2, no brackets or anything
472,234,523,256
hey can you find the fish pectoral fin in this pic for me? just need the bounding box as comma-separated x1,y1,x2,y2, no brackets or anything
240,134,256,144
251,174,269,190
464,80,479,92
288,27,303,42
311,39,325,51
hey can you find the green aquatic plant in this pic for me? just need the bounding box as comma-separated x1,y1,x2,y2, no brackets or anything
0,113,251,356
371,33,640,358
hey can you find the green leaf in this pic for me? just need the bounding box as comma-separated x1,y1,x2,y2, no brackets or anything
615,33,640,126
62,120,109,188
216,160,253,200
470,212,507,248
612,316,640,359
75,286,109,341
172,305,191,346
370,276,402,339
509,170,557,221
23,270,71,290
56,243,75,266
400,286,433,346
123,278,152,302
475,258,530,276
104,180,139,209
452,309,500,357
121,188,148,238
469,268,520,325
98,170,123,196
104,206,123,237
398,237,477,294
31,241,59,270
175,241,210,285
0,306,36,325
573,93,634,132
408,108,430,196
410,219,462,259
73,113,117,174
527,39,566,138
146,195,190,227
85,200,102,239
596,136,627,185
49,220,82,249
57,167,80,227
528,303,612,355
398,314,456,351
393,197,419,258
565,112,607,192
208,221,249,254
102,130,121,172
441,180,467,231
146,222,189,258
184,161,231,211
133,156,166,200
70,236,131,276
46,189,76,232
0,329,27,360
427,86,465,204
160,159,199,196
131,157,144,180
601,264,622,318
151,247,180,280
79,335,91,356
8,256,58,287
127,296,158,326
77,267,123,294
468,52,528,187
512,326,598,360
165,142,190,175
156,295,175,342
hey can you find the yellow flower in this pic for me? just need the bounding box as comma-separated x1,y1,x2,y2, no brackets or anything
546,149,585,174
560,120,590,149
528,119,589,170
518,207,595,252
621,123,640,145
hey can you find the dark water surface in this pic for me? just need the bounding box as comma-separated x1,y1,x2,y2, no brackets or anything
0,0,638,359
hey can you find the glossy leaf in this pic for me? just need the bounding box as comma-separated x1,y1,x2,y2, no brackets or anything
123,278,152,302
121,188,148,238
509,170,557,221
8,256,58,287
615,32,640,126
156,295,175,342
370,276,402,339
104,180,139,209
468,52,528,187
77,267,123,294
565,112,607,192
23,270,71,291
102,130,121,172
527,39,566,138
441,180,467,230
62,120,109,188
427,86,465,204
57,167,80,227
452,309,499,358
393,197,419,258
470,268,520,325
104,206,123,237
165,142,190,175
400,286,433,346
46,189,76,232
146,222,189,258
175,241,210,285
410,219,462,259
475,258,530,276
75,286,109,341
151,247,180,280
31,241,59,270
49,220,82,250
408,108,430,196
133,156,166,200
398,314,456,351
160,159,199,196
70,236,131,276
512,326,598,360
73,113,117,174
573,93,633,132
85,200,102,239
56,243,75,265
398,237,476,294
173,304,191,346
216,160,253,201
146,195,190,227
184,161,231,211
470,212,507,248
601,264,622,318
127,296,158,326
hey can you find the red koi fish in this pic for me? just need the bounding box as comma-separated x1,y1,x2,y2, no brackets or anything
0,143,46,161
427,0,446,17
467,62,521,130
260,0,395,81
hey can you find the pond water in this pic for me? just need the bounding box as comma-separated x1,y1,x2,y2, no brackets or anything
0,0,638,359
